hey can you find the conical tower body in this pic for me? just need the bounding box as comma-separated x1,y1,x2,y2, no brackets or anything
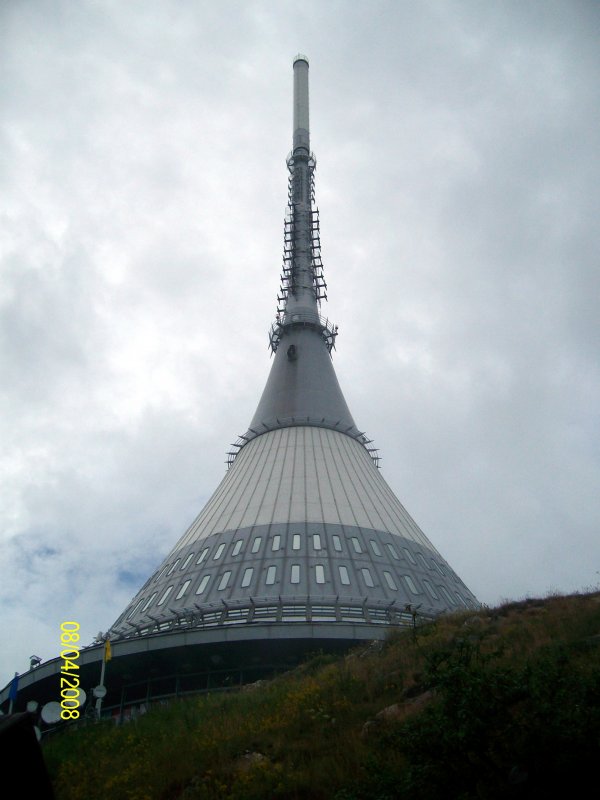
108,56,478,649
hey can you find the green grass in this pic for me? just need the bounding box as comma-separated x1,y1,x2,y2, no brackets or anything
44,591,600,799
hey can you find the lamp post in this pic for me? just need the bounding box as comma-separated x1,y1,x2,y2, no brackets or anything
94,639,111,719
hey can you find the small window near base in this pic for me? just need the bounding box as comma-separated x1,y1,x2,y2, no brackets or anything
361,568,374,588
266,565,277,585
213,544,225,560
422,579,439,600
157,586,174,606
386,543,400,560
439,585,455,605
127,598,145,619
175,579,191,600
455,592,467,606
339,565,350,585
154,565,170,583
142,593,158,612
232,540,243,556
241,568,253,588
383,571,397,590
218,571,231,590
180,553,194,571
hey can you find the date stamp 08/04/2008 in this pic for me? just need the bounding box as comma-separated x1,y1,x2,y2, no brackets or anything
58,621,81,720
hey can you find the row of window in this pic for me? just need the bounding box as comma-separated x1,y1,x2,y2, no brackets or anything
130,565,468,620
153,536,449,583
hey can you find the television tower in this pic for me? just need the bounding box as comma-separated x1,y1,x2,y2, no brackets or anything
108,55,478,649
1,56,477,715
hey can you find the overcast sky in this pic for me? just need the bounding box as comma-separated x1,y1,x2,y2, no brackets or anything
1,0,599,687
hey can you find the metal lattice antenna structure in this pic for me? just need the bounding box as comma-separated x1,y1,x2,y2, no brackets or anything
1,56,478,718
228,55,373,467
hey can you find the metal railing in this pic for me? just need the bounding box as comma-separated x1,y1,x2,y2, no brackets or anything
108,596,436,641
269,312,338,353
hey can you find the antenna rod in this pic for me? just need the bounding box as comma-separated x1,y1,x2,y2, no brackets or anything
285,54,316,318
293,54,310,154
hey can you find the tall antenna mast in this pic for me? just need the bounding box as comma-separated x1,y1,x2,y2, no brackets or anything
234,55,366,463
293,54,310,154
272,54,331,344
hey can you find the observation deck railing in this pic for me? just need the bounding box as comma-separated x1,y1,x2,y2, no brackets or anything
269,312,338,353
108,596,437,641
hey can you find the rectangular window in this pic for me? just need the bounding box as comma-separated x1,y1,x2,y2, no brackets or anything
142,592,158,611
432,560,446,576
383,571,397,590
404,575,420,595
196,548,209,564
167,559,180,576
332,535,342,552
313,534,322,550
422,579,439,600
241,568,253,588
157,586,174,606
361,568,374,588
351,537,362,554
403,548,417,565
232,540,243,556
292,534,301,550
370,540,382,556
338,565,350,586
439,585,455,605
417,553,429,570
251,537,262,553
175,579,191,600
127,598,145,619
315,565,325,584
290,564,300,584
272,535,281,552
180,553,194,570
266,565,277,585
154,565,170,583
213,544,225,560
386,543,400,560
218,571,231,590
196,575,210,595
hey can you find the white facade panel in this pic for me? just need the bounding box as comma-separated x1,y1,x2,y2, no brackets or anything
173,426,443,556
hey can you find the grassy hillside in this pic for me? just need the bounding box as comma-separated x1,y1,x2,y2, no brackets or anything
44,591,600,799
